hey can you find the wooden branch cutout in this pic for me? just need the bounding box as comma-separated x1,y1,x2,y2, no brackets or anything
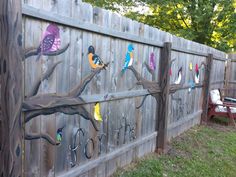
24,43,70,60
24,104,99,131
23,66,109,131
69,64,109,97
136,95,148,109
128,66,160,109
144,62,154,75
28,61,62,97
128,65,184,109
25,133,60,146
128,66,160,96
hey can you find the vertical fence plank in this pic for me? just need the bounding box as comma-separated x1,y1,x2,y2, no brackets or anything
224,59,231,95
201,54,213,123
156,42,172,153
39,1,58,177
55,0,72,175
0,1,23,176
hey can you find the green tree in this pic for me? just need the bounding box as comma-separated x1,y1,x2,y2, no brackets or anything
84,0,236,52
83,0,138,12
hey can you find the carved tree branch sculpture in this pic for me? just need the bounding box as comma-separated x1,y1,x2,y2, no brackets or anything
128,66,183,108
144,62,154,76
28,61,62,97
128,66,160,97
24,39,109,146
144,58,176,78
25,133,60,146
23,67,108,131
24,43,70,60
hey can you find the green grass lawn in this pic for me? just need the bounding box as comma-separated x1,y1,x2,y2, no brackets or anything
114,124,236,177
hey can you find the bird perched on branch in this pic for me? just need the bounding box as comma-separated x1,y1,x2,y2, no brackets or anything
94,102,103,122
88,45,108,69
195,64,200,84
174,67,183,84
36,23,61,61
56,126,65,143
149,52,156,71
188,80,195,92
121,44,134,74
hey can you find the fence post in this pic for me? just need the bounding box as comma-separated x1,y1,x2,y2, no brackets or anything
0,1,23,176
156,42,171,153
201,54,213,123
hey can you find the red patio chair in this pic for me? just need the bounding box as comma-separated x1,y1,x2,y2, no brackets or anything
208,89,236,126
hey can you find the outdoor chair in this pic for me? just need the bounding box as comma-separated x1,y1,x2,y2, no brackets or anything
208,89,236,126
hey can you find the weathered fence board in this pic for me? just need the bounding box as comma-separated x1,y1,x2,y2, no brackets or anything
226,54,236,97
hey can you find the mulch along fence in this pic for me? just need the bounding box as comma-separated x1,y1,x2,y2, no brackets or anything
0,1,229,177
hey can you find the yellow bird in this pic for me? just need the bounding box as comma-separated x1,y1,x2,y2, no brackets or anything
94,103,103,122
189,62,193,70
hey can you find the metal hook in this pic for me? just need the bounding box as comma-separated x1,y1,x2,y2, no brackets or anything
69,127,85,168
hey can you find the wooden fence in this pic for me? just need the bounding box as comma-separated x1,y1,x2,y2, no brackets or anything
0,1,228,177
225,53,236,97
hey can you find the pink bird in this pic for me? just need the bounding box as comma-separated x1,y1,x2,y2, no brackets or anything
149,52,156,71
195,64,199,73
36,24,61,61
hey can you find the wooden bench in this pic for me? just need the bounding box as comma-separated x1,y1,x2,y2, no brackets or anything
208,89,236,126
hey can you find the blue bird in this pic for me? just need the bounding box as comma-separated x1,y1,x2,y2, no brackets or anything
188,80,195,92
122,44,134,74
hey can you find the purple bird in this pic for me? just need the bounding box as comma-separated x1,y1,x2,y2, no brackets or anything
36,24,61,61
149,52,156,71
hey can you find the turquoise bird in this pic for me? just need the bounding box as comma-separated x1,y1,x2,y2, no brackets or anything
122,44,134,74
56,126,65,143
188,80,195,92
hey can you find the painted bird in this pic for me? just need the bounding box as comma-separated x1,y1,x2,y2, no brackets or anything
88,46,107,69
36,24,61,61
56,126,65,143
94,102,103,122
169,68,172,76
122,44,134,74
194,64,200,84
188,80,195,92
189,62,193,71
149,52,156,71
174,67,182,84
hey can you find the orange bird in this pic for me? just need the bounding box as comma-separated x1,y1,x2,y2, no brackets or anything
88,46,107,69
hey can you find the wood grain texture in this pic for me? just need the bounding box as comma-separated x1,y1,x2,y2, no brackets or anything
57,132,157,177
23,3,43,176
23,67,109,131
201,54,213,123
0,1,23,176
225,54,236,97
156,42,172,153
